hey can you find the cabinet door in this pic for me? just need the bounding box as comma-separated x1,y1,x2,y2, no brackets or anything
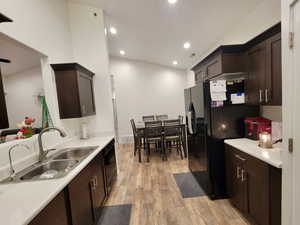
232,153,248,213
225,146,235,200
68,163,94,225
266,33,282,105
245,42,266,105
77,72,96,116
245,155,270,225
90,154,106,221
0,68,9,129
29,191,70,225
225,146,247,212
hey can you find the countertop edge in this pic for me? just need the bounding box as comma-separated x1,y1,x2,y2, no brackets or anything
0,135,115,225
224,139,282,169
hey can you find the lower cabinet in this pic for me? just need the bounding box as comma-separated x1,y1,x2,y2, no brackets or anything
29,191,70,225
225,144,282,225
68,159,95,225
29,139,116,225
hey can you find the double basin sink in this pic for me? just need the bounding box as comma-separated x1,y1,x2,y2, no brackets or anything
2,146,98,183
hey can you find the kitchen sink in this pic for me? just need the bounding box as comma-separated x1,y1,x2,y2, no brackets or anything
20,160,79,181
0,145,99,183
51,146,98,160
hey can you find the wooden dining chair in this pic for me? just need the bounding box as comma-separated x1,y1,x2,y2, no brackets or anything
156,114,168,121
163,119,183,160
178,115,184,124
130,119,143,162
144,120,164,162
142,115,155,122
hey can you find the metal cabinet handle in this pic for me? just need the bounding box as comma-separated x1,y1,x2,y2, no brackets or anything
265,89,269,103
91,177,97,190
241,169,246,182
236,166,241,179
94,176,98,187
259,89,263,103
235,154,246,162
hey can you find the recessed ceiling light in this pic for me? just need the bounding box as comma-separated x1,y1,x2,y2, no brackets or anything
110,26,117,35
120,50,126,55
183,42,191,49
168,0,177,4
172,60,178,65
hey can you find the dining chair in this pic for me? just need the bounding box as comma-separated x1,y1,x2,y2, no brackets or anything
142,115,155,122
130,119,143,162
178,115,184,124
156,114,168,121
163,119,183,160
144,120,164,162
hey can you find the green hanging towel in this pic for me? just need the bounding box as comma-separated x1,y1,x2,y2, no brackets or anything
40,96,53,128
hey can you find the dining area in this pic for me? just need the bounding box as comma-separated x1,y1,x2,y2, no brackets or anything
130,115,187,163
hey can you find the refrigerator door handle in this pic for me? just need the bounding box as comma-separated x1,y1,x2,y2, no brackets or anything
187,111,194,134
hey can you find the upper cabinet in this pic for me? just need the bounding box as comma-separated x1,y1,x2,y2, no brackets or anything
0,13,13,23
192,23,282,106
265,33,282,105
192,45,245,83
245,42,267,105
51,63,96,119
245,24,281,106
0,67,9,129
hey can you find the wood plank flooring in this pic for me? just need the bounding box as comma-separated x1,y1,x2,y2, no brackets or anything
105,144,251,225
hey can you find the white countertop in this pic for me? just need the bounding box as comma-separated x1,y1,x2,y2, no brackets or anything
0,135,114,225
224,138,282,168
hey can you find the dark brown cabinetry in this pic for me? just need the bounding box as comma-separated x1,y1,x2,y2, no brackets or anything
225,144,282,225
245,42,267,105
0,67,9,129
192,45,245,83
68,151,108,225
244,25,282,106
90,154,106,220
0,13,12,23
29,139,117,225
29,191,70,225
51,63,96,119
266,33,282,105
192,23,282,106
68,159,95,225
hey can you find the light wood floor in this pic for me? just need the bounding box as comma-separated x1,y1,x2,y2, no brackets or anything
105,144,251,225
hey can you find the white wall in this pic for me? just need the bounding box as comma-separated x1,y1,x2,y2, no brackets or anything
68,2,114,136
3,67,43,129
110,57,186,143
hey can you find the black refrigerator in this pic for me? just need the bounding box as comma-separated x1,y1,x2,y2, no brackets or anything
185,79,259,200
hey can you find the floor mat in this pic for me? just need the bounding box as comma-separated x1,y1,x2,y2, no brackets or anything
97,204,132,225
173,171,207,198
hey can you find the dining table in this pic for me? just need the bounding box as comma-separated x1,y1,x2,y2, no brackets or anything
135,121,187,162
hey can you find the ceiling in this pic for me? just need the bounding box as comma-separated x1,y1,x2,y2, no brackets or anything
74,0,262,69
0,33,41,76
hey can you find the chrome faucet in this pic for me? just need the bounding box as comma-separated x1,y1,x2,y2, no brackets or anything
8,144,30,180
38,127,67,162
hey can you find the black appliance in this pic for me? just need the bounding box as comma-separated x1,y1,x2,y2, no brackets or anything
103,139,117,194
185,79,259,200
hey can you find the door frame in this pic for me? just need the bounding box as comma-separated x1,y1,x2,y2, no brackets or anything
282,0,300,224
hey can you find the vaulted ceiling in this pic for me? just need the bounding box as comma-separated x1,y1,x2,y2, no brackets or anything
71,0,262,69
